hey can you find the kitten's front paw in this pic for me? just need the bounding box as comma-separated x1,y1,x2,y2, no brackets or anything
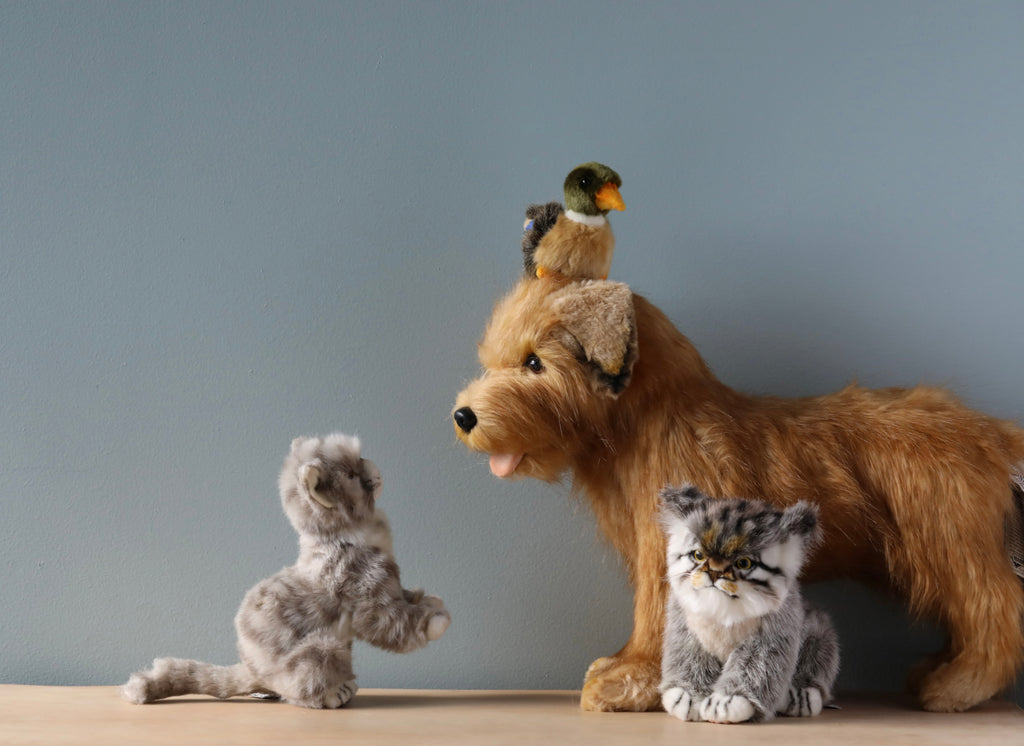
318,680,358,709
661,687,702,721
700,693,756,723
426,611,450,641
337,680,358,707
781,686,823,717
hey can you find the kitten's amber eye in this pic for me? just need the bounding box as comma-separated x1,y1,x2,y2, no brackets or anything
692,550,705,562
734,557,753,570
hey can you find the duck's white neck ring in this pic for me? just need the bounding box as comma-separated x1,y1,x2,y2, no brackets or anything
565,210,607,227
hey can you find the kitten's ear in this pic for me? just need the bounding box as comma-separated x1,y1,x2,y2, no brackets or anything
781,501,820,543
361,458,383,500
299,461,335,510
659,484,711,517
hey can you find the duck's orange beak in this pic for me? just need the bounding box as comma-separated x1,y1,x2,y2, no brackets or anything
595,181,625,212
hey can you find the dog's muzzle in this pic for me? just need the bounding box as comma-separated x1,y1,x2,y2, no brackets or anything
453,407,477,433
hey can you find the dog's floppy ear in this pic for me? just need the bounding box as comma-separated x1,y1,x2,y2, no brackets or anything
550,280,638,396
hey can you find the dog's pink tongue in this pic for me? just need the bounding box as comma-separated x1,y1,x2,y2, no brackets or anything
489,453,523,478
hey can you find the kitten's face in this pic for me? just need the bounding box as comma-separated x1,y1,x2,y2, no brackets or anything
279,434,383,535
661,488,818,626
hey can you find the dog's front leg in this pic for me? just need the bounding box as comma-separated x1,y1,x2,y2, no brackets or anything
580,514,666,712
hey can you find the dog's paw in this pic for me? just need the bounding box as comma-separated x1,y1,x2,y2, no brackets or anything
917,657,1000,712
661,687,703,721
426,611,450,641
700,693,756,723
583,656,618,681
580,657,661,712
780,686,823,717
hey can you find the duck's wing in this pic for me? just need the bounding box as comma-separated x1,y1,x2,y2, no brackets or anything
522,201,564,276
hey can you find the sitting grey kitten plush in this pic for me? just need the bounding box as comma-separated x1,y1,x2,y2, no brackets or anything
658,485,839,724
123,433,450,708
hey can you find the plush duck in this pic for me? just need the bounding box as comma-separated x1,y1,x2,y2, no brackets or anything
522,162,625,282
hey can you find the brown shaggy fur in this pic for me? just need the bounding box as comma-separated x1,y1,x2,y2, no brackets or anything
452,277,1024,713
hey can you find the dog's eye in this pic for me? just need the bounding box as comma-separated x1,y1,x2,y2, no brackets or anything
524,354,544,373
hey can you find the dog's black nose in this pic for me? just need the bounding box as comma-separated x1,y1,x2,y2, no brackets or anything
453,407,477,433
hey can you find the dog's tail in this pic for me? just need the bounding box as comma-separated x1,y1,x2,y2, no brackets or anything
1008,466,1024,582
122,657,263,703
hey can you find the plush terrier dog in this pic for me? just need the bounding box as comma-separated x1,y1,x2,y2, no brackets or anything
452,276,1024,713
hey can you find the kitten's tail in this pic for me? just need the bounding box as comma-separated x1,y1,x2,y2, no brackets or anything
1009,466,1024,582
122,657,262,703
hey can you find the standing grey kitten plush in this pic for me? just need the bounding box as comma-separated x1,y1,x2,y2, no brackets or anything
123,433,450,708
659,485,839,724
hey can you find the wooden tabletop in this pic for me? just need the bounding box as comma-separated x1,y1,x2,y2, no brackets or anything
0,686,1020,745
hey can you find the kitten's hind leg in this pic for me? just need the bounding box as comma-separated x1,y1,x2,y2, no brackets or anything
270,635,356,709
249,691,282,701
781,606,839,717
780,686,824,718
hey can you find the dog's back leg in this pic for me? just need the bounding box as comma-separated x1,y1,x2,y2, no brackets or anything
899,480,1024,711
916,563,1023,711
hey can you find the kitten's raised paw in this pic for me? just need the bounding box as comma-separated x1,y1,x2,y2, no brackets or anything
700,693,756,723
403,588,425,604
781,686,823,717
421,594,446,612
661,687,702,721
426,611,450,641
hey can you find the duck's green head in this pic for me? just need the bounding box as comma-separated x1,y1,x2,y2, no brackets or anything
562,162,625,216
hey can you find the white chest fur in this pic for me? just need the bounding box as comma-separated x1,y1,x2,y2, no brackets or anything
686,612,761,662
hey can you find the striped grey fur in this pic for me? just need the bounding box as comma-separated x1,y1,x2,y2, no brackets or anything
1009,466,1024,580
658,485,839,723
123,434,450,708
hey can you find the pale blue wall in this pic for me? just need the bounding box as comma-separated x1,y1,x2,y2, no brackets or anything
2,1,1022,704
